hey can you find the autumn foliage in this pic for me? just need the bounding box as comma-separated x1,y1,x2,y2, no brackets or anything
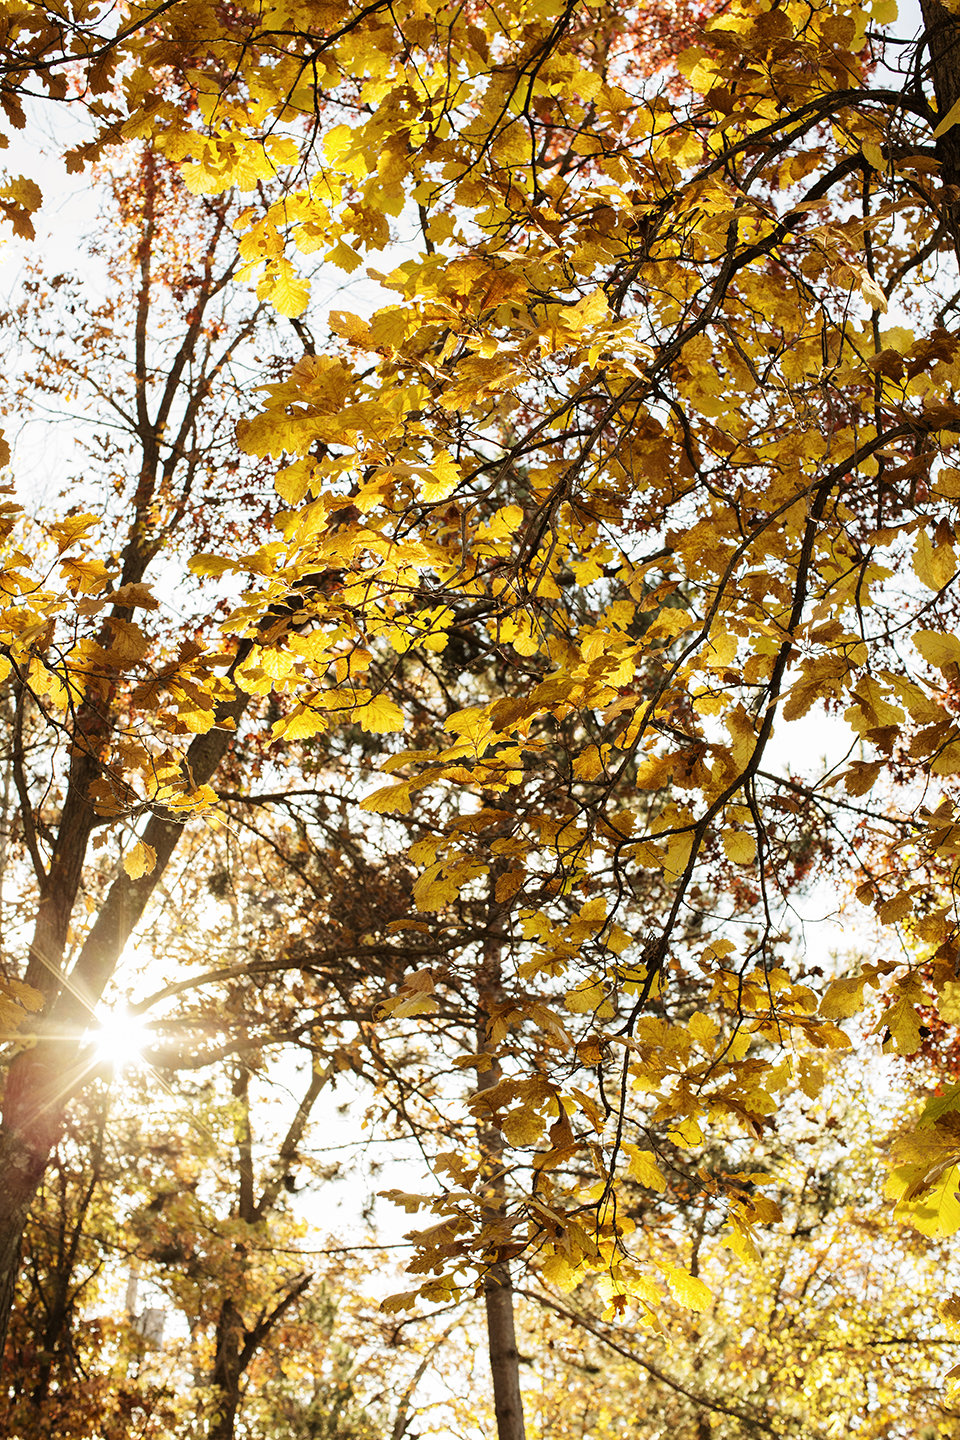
4,0,960,1434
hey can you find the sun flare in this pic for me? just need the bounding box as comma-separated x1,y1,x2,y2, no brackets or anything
91,1010,149,1070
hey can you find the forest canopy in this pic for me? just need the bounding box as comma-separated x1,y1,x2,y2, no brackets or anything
1,0,960,1435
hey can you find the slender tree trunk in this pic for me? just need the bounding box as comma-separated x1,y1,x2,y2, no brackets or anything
0,678,251,1365
205,1066,321,1439
475,891,526,1440
30,1114,108,1409
482,1259,526,1440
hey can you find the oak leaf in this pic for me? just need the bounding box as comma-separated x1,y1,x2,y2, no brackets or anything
122,842,157,880
666,1269,713,1311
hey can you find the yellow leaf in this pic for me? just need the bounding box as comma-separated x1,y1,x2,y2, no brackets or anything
486,504,524,539
880,995,924,1053
913,529,957,591
0,977,43,1013
666,1269,713,1311
272,707,328,740
260,259,311,317
275,459,312,505
705,630,737,668
559,288,609,336
329,309,369,343
123,842,157,880
105,618,150,665
413,863,461,912
325,240,363,273
819,975,866,1019
892,1163,960,1237
940,1295,960,1333
60,558,111,594
391,993,438,1017
782,665,826,721
49,509,98,552
565,980,606,1014
668,1116,705,1147
647,606,694,641
495,868,525,902
843,760,884,795
722,1223,760,1265
919,1084,960,1128
110,583,159,610
177,705,215,734
624,1145,667,1191
878,892,913,923
360,781,414,813
574,745,601,781
380,968,437,1018
423,450,461,502
323,124,353,161
0,174,41,212
358,694,405,733
501,1108,544,1146
721,830,756,865
935,467,960,498
188,553,236,577
915,629,960,670
935,96,960,138
687,1010,719,1050
938,982,960,1023
859,273,888,313
540,1252,578,1292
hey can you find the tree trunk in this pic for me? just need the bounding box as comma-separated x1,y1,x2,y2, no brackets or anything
922,3,960,196
483,1259,526,1440
205,1069,320,1438
475,892,526,1440
209,1298,244,1440
0,675,251,1367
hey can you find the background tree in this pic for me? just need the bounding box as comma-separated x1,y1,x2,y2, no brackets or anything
512,1071,960,1440
0,138,291,1357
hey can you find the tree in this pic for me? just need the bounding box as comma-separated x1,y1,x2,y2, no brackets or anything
138,0,960,1372
512,1073,960,1440
0,141,289,1361
0,1084,175,1440
0,1060,435,1440
5,0,759,1422
13,0,960,1422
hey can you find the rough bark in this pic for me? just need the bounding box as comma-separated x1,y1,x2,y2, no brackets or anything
922,2,960,193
